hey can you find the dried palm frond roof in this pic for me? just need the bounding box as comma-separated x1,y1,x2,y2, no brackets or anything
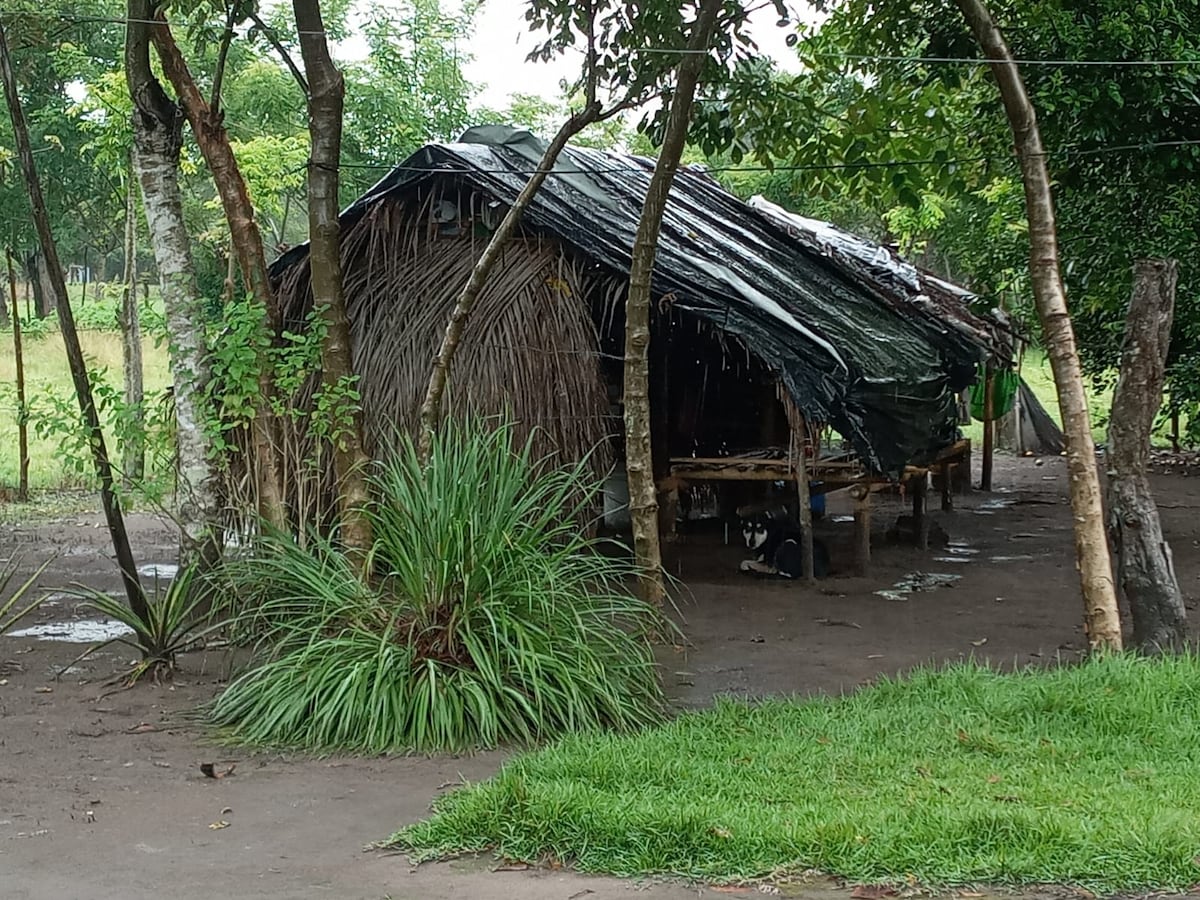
272,125,1011,475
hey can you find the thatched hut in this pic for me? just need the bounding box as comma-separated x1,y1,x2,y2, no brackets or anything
269,125,1008,530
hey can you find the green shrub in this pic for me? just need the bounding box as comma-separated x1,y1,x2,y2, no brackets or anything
208,420,668,754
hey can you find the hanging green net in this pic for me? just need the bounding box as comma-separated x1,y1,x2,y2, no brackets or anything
970,368,1020,421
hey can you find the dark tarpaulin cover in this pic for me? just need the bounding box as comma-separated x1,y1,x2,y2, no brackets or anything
273,126,992,475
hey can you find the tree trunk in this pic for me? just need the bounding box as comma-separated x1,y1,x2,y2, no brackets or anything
0,22,149,637
623,0,724,604
25,250,53,318
126,0,223,570
5,249,28,501
151,17,286,532
0,264,9,328
1107,258,1186,651
293,0,373,562
415,103,600,463
121,167,145,487
956,0,1122,652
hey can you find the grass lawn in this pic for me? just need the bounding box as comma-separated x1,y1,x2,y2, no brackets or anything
0,329,172,491
392,655,1200,893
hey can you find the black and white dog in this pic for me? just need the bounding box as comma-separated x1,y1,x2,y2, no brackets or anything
739,510,830,579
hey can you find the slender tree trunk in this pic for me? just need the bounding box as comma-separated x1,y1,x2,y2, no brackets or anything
0,22,149,635
5,249,28,501
126,0,223,570
121,168,145,487
0,265,9,329
293,0,373,561
623,0,724,604
416,103,600,463
222,242,237,305
1107,258,1187,651
151,17,286,532
27,250,52,318
956,0,1122,651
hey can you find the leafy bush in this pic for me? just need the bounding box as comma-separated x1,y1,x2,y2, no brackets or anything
208,421,668,754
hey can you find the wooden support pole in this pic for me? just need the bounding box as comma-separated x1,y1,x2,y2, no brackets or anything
980,365,996,491
911,473,929,550
795,417,815,585
939,464,954,512
851,483,871,576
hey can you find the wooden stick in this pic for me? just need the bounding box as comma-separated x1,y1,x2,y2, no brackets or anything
795,415,815,584
851,483,871,576
911,473,929,550
980,364,995,491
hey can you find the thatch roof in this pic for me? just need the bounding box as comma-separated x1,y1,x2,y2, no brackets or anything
272,125,1008,475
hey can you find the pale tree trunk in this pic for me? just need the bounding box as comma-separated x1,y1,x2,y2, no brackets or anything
121,165,145,488
5,249,28,501
416,103,600,463
1107,259,1187,651
0,22,149,637
293,0,373,562
623,0,724,604
151,17,286,532
126,0,223,569
956,0,1122,651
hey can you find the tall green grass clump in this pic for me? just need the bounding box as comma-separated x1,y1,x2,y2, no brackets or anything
208,421,667,753
392,654,1200,893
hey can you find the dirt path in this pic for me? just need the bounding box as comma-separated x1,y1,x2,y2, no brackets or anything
3,455,1199,899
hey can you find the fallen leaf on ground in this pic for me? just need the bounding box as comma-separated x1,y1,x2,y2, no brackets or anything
200,762,237,780
126,723,158,734
35,686,53,693
987,775,1002,784
851,885,898,900
208,821,230,830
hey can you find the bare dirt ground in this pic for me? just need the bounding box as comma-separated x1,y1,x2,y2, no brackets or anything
3,454,1200,900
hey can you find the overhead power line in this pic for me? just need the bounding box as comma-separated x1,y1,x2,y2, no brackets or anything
313,138,1200,178
5,8,1200,70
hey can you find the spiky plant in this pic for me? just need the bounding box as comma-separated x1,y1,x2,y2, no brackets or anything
69,565,225,683
209,420,669,754
0,557,52,635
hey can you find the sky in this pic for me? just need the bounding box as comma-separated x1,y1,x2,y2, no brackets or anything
344,0,819,109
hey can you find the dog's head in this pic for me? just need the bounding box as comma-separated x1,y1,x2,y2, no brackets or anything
741,513,772,551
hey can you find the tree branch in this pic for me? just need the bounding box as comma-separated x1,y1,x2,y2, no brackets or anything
209,2,238,114
249,11,308,95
